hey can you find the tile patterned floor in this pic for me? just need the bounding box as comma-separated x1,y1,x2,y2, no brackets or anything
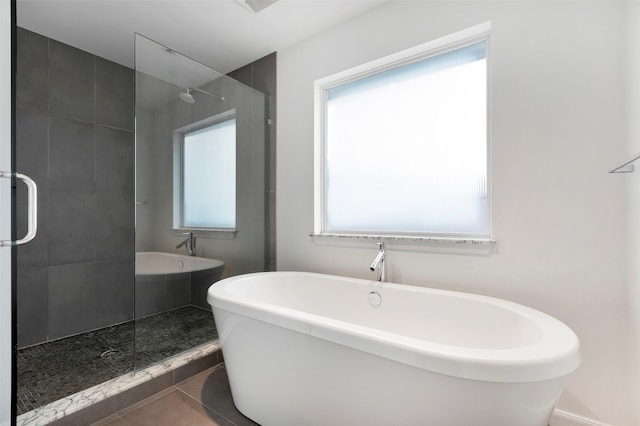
91,365,259,426
134,306,217,369
17,306,217,415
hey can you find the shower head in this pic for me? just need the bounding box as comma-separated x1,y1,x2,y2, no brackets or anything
179,89,196,104
178,87,224,104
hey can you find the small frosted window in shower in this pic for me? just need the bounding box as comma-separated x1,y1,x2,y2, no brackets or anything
319,38,489,237
182,119,236,229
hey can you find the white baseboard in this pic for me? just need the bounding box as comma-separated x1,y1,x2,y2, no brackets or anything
551,409,613,426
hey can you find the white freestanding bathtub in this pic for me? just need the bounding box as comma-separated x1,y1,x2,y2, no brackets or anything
207,272,580,426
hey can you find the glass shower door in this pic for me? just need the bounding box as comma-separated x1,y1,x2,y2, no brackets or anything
134,34,267,369
0,1,13,421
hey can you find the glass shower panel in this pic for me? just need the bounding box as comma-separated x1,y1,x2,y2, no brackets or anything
15,27,137,414
134,34,267,369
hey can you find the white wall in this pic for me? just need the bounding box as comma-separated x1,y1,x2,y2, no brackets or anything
277,2,634,424
625,2,640,425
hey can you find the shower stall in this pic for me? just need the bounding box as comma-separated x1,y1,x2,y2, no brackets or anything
133,33,269,369
14,29,271,419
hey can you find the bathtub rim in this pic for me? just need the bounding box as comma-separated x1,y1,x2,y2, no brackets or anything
208,271,581,384
135,251,224,276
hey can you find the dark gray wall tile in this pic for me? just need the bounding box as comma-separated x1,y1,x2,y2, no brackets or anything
16,108,50,267
48,191,96,265
166,88,191,131
166,278,190,310
16,28,49,112
49,116,95,192
96,58,134,131
49,40,95,122
191,270,219,309
48,262,95,339
17,28,138,345
135,278,166,319
94,192,134,261
228,64,252,87
16,108,49,266
47,260,133,339
16,108,48,180
250,52,276,98
250,53,277,267
191,92,225,124
229,53,277,268
16,266,48,348
93,260,135,326
95,126,134,194
94,219,134,261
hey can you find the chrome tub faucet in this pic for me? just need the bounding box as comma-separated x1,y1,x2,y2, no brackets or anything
369,241,386,282
176,232,196,256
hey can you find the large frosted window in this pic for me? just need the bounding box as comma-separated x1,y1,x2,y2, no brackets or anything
321,40,488,237
182,119,236,229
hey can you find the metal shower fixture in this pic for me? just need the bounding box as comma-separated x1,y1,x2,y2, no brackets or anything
179,87,225,103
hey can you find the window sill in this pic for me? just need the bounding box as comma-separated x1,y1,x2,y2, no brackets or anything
309,233,496,255
174,228,237,240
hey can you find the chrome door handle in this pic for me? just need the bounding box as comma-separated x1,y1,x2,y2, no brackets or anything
0,171,38,246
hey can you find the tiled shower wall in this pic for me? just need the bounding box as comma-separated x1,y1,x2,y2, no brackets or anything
15,28,135,348
15,28,276,349
228,52,277,271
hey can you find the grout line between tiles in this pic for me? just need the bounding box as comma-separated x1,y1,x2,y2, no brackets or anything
174,363,225,389
173,386,240,426
117,414,132,426
116,386,179,418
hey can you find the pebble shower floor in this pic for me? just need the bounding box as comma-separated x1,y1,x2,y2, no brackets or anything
16,306,217,415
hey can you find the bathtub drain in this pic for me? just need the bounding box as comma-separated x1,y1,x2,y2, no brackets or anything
368,291,382,307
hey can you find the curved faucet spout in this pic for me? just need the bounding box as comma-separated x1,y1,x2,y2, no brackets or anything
176,232,196,256
369,242,386,282
369,251,384,272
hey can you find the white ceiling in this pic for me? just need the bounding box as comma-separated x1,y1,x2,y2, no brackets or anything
16,0,387,74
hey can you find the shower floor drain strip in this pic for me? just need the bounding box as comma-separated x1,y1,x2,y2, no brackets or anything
100,349,120,358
